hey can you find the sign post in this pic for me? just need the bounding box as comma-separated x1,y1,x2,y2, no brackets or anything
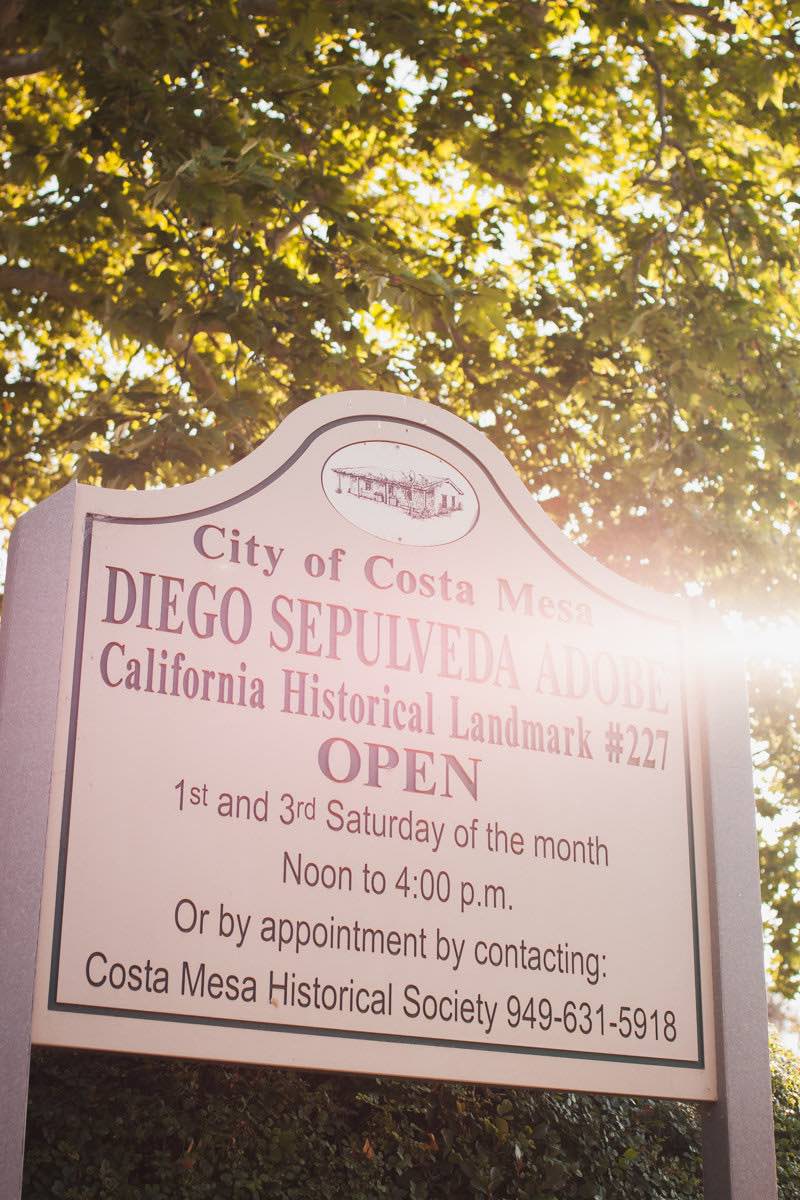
0,485,77,1200
0,391,776,1197
696,612,777,1199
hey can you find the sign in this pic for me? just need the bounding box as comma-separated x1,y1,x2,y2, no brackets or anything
27,391,715,1099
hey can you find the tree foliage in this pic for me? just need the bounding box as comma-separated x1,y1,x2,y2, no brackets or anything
1,0,800,986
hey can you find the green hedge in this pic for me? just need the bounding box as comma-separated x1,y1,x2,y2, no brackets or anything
773,1041,800,1198
22,1039,799,1199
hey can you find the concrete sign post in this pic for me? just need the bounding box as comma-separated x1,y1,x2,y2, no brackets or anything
0,392,776,1197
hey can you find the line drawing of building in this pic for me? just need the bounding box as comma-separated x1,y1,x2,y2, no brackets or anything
332,466,464,519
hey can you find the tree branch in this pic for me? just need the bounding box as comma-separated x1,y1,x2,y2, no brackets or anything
0,47,50,79
0,0,24,34
630,225,668,287
0,265,75,300
659,1,733,36
165,333,225,403
267,200,317,253
715,212,740,287
238,0,280,15
641,47,668,173
266,140,380,254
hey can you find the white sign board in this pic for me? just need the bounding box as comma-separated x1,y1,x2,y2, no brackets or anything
30,391,716,1099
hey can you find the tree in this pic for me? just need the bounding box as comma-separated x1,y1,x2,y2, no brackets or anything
1,0,800,988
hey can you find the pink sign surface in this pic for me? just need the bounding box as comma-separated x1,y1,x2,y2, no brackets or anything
31,391,716,1099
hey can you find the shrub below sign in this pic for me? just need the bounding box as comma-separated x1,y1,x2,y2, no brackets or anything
23,1042,799,1199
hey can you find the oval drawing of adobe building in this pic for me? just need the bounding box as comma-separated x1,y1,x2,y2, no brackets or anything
322,440,479,545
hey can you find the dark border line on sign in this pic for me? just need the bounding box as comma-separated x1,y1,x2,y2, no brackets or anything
47,997,703,1071
48,513,95,1010
681,620,705,1068
48,412,705,1073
